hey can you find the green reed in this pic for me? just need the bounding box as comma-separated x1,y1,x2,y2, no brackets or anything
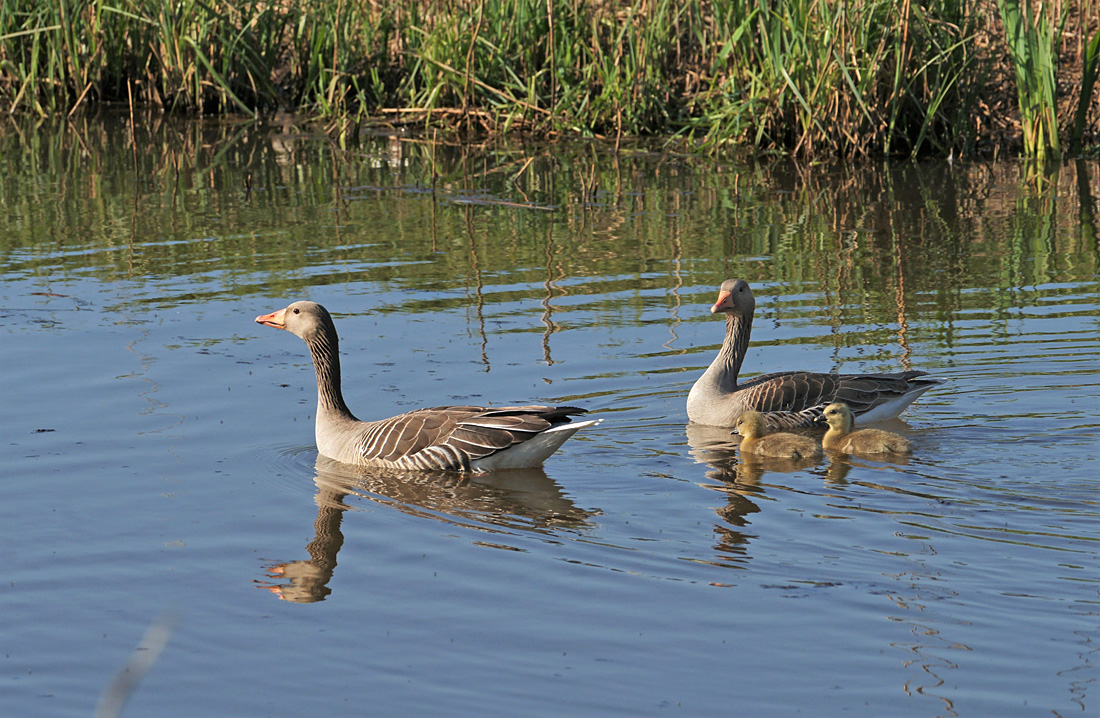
0,0,279,116
694,0,992,156
997,0,1061,160
0,1,1095,158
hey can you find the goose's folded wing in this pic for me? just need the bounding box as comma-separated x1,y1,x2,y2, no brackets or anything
738,370,938,428
352,405,587,464
736,371,841,422
832,371,939,413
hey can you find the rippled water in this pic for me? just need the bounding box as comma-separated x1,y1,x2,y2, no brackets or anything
2,113,1097,716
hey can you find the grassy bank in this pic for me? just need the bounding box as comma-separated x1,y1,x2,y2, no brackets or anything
1,0,1097,158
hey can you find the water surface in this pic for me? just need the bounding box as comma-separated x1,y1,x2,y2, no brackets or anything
2,113,1098,716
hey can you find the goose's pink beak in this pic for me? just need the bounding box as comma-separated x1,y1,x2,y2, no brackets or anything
710,290,733,314
255,308,287,329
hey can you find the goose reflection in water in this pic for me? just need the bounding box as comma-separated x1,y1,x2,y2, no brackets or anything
686,423,827,565
256,456,599,603
819,443,913,488
819,416,915,486
686,421,920,563
687,423,823,485
686,423,763,563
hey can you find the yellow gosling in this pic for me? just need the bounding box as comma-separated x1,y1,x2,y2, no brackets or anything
820,402,914,455
734,411,823,460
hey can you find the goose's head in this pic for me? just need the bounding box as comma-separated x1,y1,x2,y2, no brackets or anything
819,402,855,432
710,278,755,316
255,301,336,343
732,410,768,439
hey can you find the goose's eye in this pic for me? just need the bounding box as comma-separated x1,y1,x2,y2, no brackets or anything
293,308,300,314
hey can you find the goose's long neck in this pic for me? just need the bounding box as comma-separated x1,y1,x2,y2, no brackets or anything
304,326,355,421
705,311,751,392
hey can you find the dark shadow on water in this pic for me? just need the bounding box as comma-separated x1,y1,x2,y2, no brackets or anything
256,456,598,603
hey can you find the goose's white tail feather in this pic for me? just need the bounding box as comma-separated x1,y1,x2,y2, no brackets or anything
472,419,602,472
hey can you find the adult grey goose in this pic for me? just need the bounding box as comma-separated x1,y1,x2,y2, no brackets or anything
255,301,598,472
687,279,940,429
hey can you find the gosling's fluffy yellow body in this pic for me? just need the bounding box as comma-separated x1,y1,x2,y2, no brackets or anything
735,411,823,460
821,402,913,455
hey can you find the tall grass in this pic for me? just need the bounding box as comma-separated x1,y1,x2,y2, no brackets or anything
0,0,289,116
997,0,1061,160
685,0,986,156
0,1,1096,158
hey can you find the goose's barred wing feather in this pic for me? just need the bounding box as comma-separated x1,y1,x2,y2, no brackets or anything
352,405,588,468
739,370,937,428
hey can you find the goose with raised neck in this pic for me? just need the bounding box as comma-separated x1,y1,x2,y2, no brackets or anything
256,301,599,472
687,279,939,428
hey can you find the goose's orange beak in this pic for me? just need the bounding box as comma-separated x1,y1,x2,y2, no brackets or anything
255,308,287,329
710,290,732,314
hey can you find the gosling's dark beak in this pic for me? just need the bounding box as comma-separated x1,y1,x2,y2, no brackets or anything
814,413,827,425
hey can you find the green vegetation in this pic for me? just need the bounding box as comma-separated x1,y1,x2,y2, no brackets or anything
1,1,1097,158
998,0,1060,160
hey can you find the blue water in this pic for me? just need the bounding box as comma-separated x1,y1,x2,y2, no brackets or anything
1,121,1097,716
